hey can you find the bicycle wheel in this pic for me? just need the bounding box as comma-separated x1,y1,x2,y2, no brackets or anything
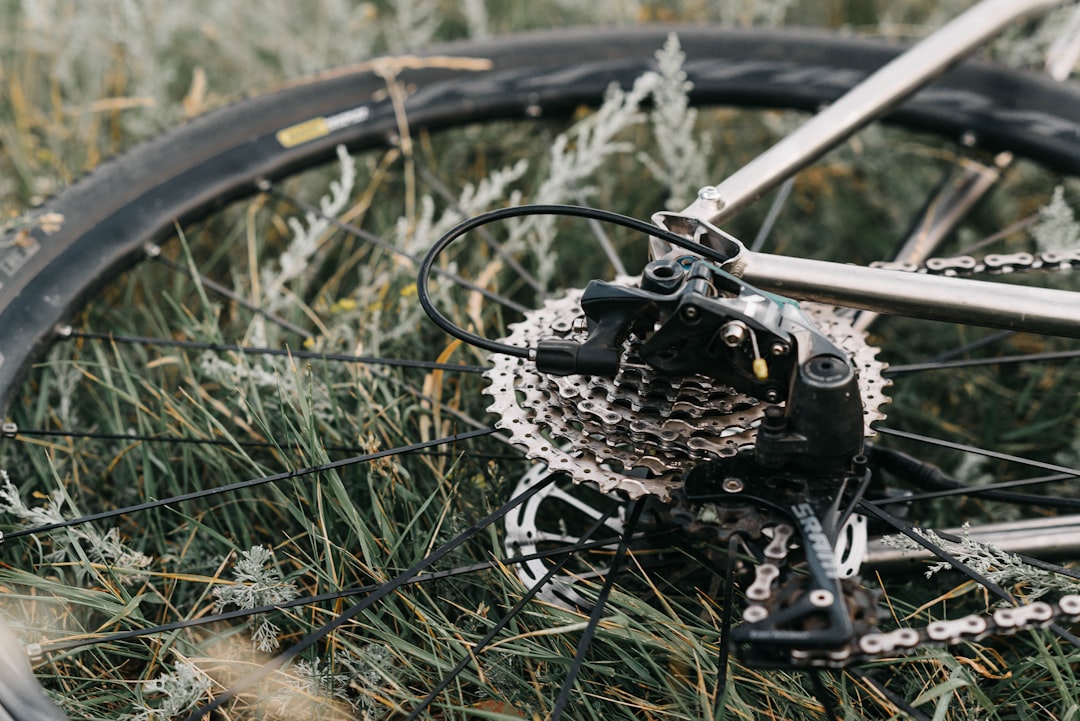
3,25,1080,720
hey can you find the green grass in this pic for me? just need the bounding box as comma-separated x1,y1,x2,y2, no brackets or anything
3,1,1080,719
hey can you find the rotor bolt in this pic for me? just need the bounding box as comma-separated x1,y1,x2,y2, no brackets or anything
722,477,744,494
808,589,835,608
720,320,749,347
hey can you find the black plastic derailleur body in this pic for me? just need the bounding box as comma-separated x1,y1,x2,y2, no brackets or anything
534,257,865,472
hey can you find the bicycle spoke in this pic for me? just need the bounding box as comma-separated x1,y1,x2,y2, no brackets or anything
859,501,1009,599
921,329,1017,363
147,250,315,340
549,497,645,721
809,671,841,721
416,163,548,296
868,472,1075,504
38,528,643,656
1,428,497,542
712,534,740,716
848,668,932,721
875,427,1080,478
62,329,489,374
955,212,1039,256
885,346,1080,375
187,470,559,720
749,175,795,253
261,182,532,314
7,425,521,460
403,505,619,720
571,186,629,277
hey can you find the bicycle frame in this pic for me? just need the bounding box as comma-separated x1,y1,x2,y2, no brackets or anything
654,0,1080,338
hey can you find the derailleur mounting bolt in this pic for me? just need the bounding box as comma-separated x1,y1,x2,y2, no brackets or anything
722,477,744,494
720,320,749,347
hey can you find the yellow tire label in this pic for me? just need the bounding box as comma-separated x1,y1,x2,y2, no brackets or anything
275,106,371,148
276,117,331,148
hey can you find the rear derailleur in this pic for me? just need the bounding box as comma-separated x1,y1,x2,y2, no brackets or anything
530,257,882,667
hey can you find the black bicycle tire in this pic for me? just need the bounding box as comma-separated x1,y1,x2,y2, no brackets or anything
4,26,1080,418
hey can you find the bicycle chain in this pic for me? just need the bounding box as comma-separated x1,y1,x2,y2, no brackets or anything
851,595,1080,663
740,522,1080,666
871,248,1080,276
846,248,1080,661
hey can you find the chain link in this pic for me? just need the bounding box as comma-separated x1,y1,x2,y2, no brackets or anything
851,595,1080,663
871,249,1080,276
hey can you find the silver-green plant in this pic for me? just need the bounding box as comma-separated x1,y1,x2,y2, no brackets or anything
212,545,299,652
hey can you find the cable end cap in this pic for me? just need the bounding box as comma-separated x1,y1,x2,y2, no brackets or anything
535,339,620,377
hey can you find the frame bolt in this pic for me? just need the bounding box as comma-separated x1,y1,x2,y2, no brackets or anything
770,341,789,356
697,185,724,204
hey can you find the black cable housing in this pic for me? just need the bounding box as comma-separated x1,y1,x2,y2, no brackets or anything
416,203,735,359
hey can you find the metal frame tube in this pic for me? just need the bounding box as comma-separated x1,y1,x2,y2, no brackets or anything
660,0,1061,231
742,251,1080,338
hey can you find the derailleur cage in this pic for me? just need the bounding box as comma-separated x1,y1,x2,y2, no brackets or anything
683,456,877,667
